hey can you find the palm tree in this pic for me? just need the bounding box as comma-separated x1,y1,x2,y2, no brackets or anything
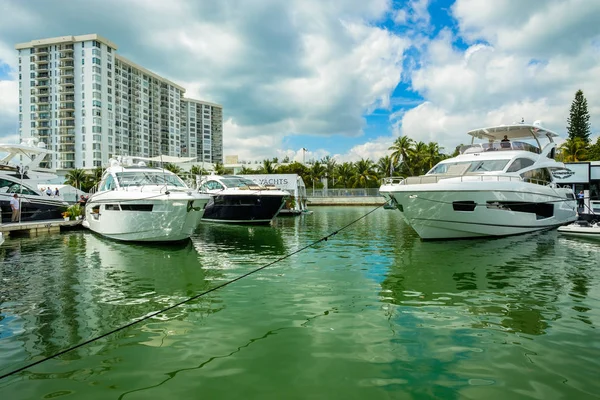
64,168,87,191
558,137,588,162
376,155,395,178
424,142,444,171
163,163,182,176
259,159,275,174
321,155,337,187
214,162,227,175
411,141,429,175
85,166,104,192
334,162,355,188
389,136,414,175
308,162,326,192
353,158,378,188
238,166,256,175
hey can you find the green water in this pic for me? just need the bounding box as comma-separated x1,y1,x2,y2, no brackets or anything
1,207,599,399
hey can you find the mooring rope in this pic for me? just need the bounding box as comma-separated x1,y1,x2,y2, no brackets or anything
0,203,386,381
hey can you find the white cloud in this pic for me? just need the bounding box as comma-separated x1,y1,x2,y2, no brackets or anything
392,0,600,154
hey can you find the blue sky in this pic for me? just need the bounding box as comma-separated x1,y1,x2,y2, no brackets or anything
0,0,599,163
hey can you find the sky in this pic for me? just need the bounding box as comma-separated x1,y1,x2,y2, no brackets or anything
0,0,599,164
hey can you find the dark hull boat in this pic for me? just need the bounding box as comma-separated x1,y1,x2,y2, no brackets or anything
198,175,289,225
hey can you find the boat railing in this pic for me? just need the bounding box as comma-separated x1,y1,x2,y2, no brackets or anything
382,174,556,186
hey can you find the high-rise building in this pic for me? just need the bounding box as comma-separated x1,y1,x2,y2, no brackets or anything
15,34,223,170
181,98,223,166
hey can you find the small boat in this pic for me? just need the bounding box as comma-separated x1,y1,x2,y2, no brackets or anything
84,158,211,242
198,175,289,224
557,220,600,240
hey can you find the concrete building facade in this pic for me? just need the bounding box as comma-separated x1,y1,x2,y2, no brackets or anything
15,34,223,170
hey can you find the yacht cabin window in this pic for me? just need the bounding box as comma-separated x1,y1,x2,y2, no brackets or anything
200,181,224,191
427,160,510,175
99,174,116,191
520,168,552,185
115,171,187,188
506,158,535,173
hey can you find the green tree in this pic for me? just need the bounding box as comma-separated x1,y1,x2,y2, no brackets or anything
558,137,588,162
376,155,395,178
320,155,337,187
238,166,256,174
163,163,182,175
389,136,415,175
424,142,445,170
308,162,326,191
334,162,355,188
259,159,276,174
353,158,378,188
214,162,227,175
64,168,87,191
567,89,591,144
587,137,600,161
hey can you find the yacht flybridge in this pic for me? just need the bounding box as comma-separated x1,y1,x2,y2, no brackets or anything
83,157,210,242
379,122,578,239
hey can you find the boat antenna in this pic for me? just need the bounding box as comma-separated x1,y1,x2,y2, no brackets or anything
160,154,169,195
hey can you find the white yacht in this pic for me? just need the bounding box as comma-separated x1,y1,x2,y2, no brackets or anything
83,158,210,242
0,139,69,222
379,122,578,239
197,175,289,224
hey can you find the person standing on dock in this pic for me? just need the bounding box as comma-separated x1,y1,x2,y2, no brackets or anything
577,190,585,209
10,193,20,222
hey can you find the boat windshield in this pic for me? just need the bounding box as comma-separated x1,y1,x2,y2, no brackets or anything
115,171,187,188
220,177,262,188
427,160,510,175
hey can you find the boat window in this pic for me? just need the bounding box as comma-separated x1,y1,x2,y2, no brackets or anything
506,158,535,173
115,171,187,188
220,177,260,188
104,204,121,211
99,174,117,191
1,180,39,195
200,180,224,191
521,168,552,185
120,204,153,211
428,160,509,175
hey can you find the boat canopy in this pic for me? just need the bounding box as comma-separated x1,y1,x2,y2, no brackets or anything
467,123,560,141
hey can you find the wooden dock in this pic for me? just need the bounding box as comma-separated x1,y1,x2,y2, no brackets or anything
0,219,82,237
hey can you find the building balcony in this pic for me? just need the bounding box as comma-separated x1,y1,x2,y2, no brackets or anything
59,120,75,127
59,112,75,119
35,72,49,79
59,69,74,77
37,64,49,71
37,113,51,121
36,47,49,55
59,136,75,143
60,161,75,169
33,56,49,63
37,97,50,104
59,51,74,60
59,78,75,86
35,80,50,88
59,61,75,69
59,95,75,102
59,102,75,110
35,89,50,96
58,145,75,152
61,86,75,94
36,122,51,128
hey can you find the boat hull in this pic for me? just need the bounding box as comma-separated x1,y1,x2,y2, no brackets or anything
202,194,287,224
557,224,600,240
0,193,68,223
380,181,577,240
84,192,209,242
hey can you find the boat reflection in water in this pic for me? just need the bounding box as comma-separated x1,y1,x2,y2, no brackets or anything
379,229,594,336
0,232,224,368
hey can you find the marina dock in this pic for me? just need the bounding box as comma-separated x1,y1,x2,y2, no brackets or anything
0,219,82,237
